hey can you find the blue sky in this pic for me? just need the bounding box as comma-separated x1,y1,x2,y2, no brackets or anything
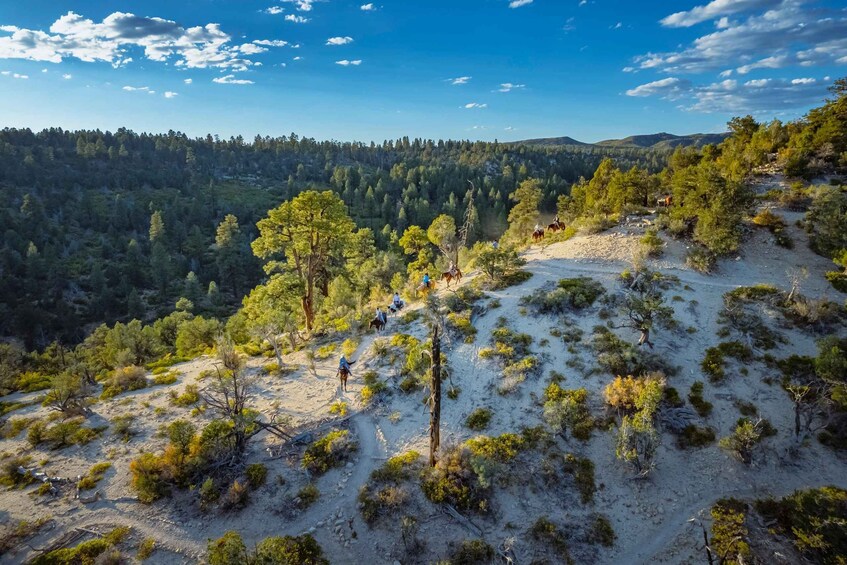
0,0,845,143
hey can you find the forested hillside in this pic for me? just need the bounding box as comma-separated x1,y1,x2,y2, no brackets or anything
0,130,668,347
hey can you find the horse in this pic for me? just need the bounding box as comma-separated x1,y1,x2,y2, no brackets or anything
441,268,463,288
369,316,386,333
547,221,565,233
416,281,434,297
337,366,351,392
657,195,673,208
532,228,545,243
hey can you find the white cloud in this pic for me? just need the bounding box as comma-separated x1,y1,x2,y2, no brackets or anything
497,83,525,92
719,69,733,78
627,74,829,114
213,74,254,84
509,0,533,7
239,43,267,55
122,85,151,91
612,22,622,29
62,73,72,79
0,11,264,72
505,126,515,131
335,59,362,66
636,2,847,74
184,78,192,84
164,91,178,98
264,6,284,15
41,68,47,72
360,3,376,11
660,0,781,28
254,39,289,47
626,77,691,98
579,0,587,6
293,56,303,61
285,14,309,23
448,76,471,85
283,0,322,11
326,36,353,46
464,102,487,109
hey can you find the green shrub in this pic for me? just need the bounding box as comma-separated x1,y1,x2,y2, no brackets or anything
676,425,716,449
199,477,220,507
465,408,492,431
2,416,35,439
587,514,616,547
710,499,750,565
543,383,593,441
77,461,111,490
450,539,494,565
111,415,136,442
137,538,156,560
296,484,320,508
329,400,348,416
169,384,200,407
688,382,713,416
563,453,596,504
207,531,248,565
719,419,772,464
221,480,248,510
101,365,147,399
16,371,52,393
130,452,170,503
0,455,35,487
29,528,129,565
686,247,715,273
255,534,328,565
446,311,478,343
30,417,105,449
640,229,664,257
420,446,488,512
152,371,179,385
246,463,268,489
175,316,222,358
754,486,847,564
302,430,358,475
520,277,605,314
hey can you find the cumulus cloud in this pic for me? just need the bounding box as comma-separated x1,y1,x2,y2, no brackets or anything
335,59,361,66
627,75,829,113
62,73,72,79
285,14,309,23
509,0,533,7
164,91,178,98
660,0,781,28
213,74,254,84
0,11,264,72
184,78,192,84
1,71,28,79
625,77,691,99
448,76,471,85
497,83,525,92
264,6,284,15
122,85,152,92
360,3,376,11
464,102,487,109
253,39,289,47
326,36,353,46
635,1,847,74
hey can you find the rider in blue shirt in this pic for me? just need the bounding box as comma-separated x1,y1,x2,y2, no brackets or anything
422,273,431,288
339,355,351,372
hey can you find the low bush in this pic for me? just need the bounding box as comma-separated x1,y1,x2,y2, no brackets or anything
719,418,774,464
221,479,248,510
754,486,847,565
701,341,753,383
329,401,348,417
1,416,35,439
169,384,200,407
137,538,156,560
130,452,170,503
688,382,712,417
710,499,750,564
465,408,492,431
529,517,571,560
0,455,35,487
16,371,51,393
686,247,716,273
296,484,320,508
420,446,489,512
246,463,267,488
640,229,664,258
587,514,616,547
111,415,136,442
30,526,130,565
604,373,666,414
449,539,494,565
28,417,106,450
77,461,112,490
152,371,179,386
676,425,716,448
520,277,606,314
302,430,358,475
254,534,329,564
544,383,593,441
562,453,596,504
446,311,477,343
101,365,147,399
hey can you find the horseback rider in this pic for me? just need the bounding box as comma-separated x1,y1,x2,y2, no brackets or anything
392,292,403,309
534,223,541,232
448,261,458,276
422,272,431,289
339,355,352,373
376,307,387,325
553,214,560,225
491,240,498,249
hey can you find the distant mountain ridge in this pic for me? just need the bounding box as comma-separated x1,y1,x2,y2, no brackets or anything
517,132,729,150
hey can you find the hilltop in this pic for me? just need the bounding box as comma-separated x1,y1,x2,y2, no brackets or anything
517,132,729,150
1,173,845,564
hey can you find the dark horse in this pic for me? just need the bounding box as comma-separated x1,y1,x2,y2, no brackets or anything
532,228,545,243
369,316,386,333
547,221,565,233
337,365,352,392
441,268,463,288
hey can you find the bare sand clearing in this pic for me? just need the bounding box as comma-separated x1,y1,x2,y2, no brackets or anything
2,199,846,564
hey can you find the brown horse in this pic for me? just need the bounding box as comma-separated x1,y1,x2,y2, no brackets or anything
532,228,545,243
369,316,386,333
337,366,351,392
657,195,673,208
547,221,565,233
441,268,463,287
416,281,435,297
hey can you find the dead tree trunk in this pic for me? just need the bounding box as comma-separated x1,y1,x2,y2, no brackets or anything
429,325,441,468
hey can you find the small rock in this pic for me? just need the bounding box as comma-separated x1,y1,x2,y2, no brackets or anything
308,527,316,534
